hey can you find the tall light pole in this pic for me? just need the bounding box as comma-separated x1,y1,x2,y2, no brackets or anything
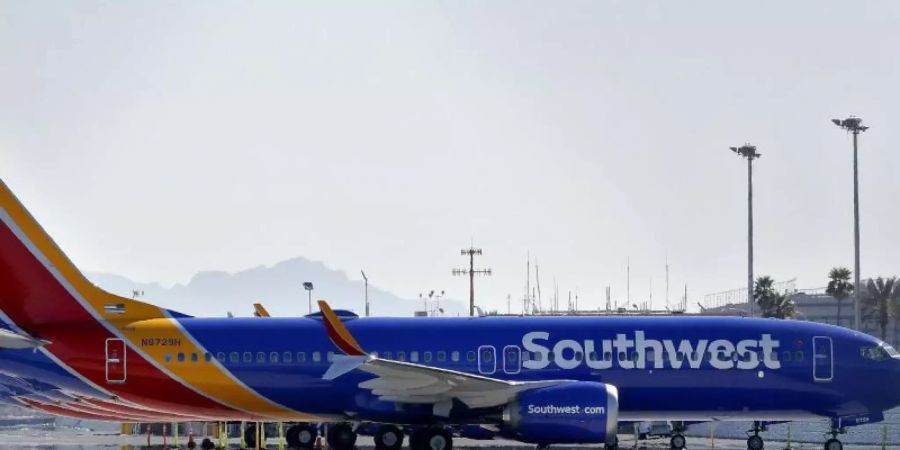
303,282,314,314
360,270,369,317
730,144,761,315
832,116,869,331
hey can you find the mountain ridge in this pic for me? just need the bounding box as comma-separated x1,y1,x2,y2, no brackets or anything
86,256,466,318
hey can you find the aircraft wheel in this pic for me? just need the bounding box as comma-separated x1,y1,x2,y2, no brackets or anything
670,434,686,450
424,428,452,450
327,423,358,450
244,423,257,449
747,434,764,450
201,438,216,450
824,438,843,450
375,424,404,450
287,423,318,449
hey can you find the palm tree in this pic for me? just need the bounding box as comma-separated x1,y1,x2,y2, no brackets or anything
754,276,796,319
825,267,854,327
860,277,900,341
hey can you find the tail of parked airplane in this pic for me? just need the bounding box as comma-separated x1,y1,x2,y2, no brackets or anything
0,179,189,335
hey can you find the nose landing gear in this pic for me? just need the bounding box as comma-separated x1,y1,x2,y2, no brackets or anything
670,421,687,449
745,421,767,450
824,427,845,450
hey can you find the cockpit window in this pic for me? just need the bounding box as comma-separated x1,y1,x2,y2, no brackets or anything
861,345,892,361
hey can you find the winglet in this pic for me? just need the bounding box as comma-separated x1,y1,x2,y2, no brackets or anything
318,300,367,356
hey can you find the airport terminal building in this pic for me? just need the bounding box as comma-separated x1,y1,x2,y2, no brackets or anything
703,280,900,348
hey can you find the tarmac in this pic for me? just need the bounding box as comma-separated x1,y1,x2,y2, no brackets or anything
0,432,898,450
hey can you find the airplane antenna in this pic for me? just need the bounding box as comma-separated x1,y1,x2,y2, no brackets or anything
453,246,492,317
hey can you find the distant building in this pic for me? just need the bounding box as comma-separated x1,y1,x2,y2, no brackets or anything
703,281,900,348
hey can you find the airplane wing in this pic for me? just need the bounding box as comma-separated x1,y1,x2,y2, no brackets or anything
317,301,574,415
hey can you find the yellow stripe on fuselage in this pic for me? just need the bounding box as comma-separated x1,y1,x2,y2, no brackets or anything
122,319,313,420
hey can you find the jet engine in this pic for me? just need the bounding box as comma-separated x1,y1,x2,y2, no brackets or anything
501,381,618,445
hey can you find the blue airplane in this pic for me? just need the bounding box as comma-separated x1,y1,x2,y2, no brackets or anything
0,177,898,450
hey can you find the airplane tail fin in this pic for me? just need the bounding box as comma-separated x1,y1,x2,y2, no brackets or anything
0,178,187,334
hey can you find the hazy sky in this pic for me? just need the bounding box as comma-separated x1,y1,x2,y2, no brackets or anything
2,1,899,314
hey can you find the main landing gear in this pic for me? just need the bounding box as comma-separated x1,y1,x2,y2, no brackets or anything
746,421,767,450
409,427,453,450
670,421,687,450
286,423,319,450
374,424,404,450
326,423,358,450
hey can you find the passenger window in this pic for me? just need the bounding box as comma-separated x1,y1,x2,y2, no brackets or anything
312,352,321,362
283,352,293,363
618,352,627,362
217,352,226,362
256,352,265,363
547,351,555,362
423,352,432,363
327,351,334,362
411,351,419,362
574,351,583,362
533,352,543,362
437,351,446,362
270,352,279,363
605,352,613,361
383,351,392,360
204,353,211,362
466,351,476,362
795,351,804,362
523,352,531,362
771,351,779,361
229,352,239,363
397,351,406,361
191,353,199,363
243,352,252,363
297,352,306,363
783,351,792,362
481,349,494,362
177,352,185,362
451,351,460,362
165,353,172,363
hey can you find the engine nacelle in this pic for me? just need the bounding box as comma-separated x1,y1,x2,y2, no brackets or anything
501,381,618,445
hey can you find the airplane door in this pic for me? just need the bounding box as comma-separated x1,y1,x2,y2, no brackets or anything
503,345,521,374
813,336,833,382
477,345,496,375
105,338,127,384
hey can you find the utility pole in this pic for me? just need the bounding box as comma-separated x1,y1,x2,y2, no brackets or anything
832,116,869,331
360,270,369,317
627,257,631,306
665,257,670,310
730,144,761,316
453,247,492,317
